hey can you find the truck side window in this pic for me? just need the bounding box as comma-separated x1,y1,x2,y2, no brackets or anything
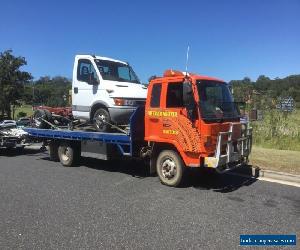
166,83,184,107
77,59,98,83
150,83,162,107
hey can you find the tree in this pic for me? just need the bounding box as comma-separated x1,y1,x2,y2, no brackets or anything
242,77,251,84
0,50,32,118
231,74,300,110
29,75,71,106
230,77,254,104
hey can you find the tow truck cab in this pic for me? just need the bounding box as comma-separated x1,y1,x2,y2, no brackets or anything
145,70,252,175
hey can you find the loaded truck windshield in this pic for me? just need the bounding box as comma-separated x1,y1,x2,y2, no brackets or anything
197,80,240,122
95,59,140,84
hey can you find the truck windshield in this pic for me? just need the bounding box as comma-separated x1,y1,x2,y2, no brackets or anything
197,80,240,122
95,59,140,84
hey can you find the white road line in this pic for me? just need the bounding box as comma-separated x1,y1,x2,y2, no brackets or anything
257,177,300,188
227,172,300,188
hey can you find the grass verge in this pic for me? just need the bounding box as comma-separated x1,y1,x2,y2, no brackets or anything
250,146,300,175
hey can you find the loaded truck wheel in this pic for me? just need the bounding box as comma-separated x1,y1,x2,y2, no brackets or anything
93,108,111,132
156,150,185,187
48,141,59,161
33,109,52,129
58,142,79,167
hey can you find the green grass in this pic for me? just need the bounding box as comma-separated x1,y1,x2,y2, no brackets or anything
13,104,34,119
250,110,300,173
250,146,300,175
251,109,300,151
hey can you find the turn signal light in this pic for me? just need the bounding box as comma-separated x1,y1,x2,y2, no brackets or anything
113,98,125,106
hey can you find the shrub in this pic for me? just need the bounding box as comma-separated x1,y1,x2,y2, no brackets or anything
17,111,27,118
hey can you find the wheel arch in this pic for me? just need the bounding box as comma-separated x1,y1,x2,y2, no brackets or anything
149,142,182,175
152,142,178,155
90,101,109,121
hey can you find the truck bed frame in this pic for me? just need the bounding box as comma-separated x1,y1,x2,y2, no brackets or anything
24,107,145,157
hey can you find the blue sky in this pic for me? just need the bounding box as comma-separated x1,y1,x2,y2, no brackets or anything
0,0,299,83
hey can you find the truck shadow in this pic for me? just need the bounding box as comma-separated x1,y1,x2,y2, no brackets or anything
185,167,258,193
79,157,150,178
0,146,46,157
1,147,258,193
80,157,257,193
31,151,258,193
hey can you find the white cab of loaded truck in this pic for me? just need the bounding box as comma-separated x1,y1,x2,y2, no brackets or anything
72,55,147,132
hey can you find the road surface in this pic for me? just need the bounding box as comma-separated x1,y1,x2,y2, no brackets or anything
0,147,299,249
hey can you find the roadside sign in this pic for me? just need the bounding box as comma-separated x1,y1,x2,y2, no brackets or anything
276,97,295,112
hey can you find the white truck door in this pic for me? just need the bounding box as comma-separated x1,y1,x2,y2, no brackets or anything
72,59,99,119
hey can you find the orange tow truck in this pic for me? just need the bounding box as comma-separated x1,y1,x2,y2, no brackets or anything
24,69,252,187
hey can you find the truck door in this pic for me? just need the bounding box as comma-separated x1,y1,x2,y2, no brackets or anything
163,82,187,135
145,82,163,141
72,59,99,119
162,81,201,153
145,81,194,141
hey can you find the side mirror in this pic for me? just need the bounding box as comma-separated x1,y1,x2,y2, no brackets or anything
183,81,194,107
183,81,197,120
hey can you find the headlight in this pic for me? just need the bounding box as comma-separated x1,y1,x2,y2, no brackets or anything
113,98,135,106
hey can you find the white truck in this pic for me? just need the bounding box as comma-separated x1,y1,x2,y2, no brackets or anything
72,55,147,132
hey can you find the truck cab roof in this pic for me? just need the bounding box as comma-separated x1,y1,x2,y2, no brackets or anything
75,54,128,65
150,69,224,83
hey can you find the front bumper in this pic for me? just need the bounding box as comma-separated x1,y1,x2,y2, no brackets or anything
204,123,252,173
108,106,137,124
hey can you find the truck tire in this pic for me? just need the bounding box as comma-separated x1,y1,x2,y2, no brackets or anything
58,142,79,167
49,141,59,161
33,109,52,129
93,108,111,132
156,150,185,187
